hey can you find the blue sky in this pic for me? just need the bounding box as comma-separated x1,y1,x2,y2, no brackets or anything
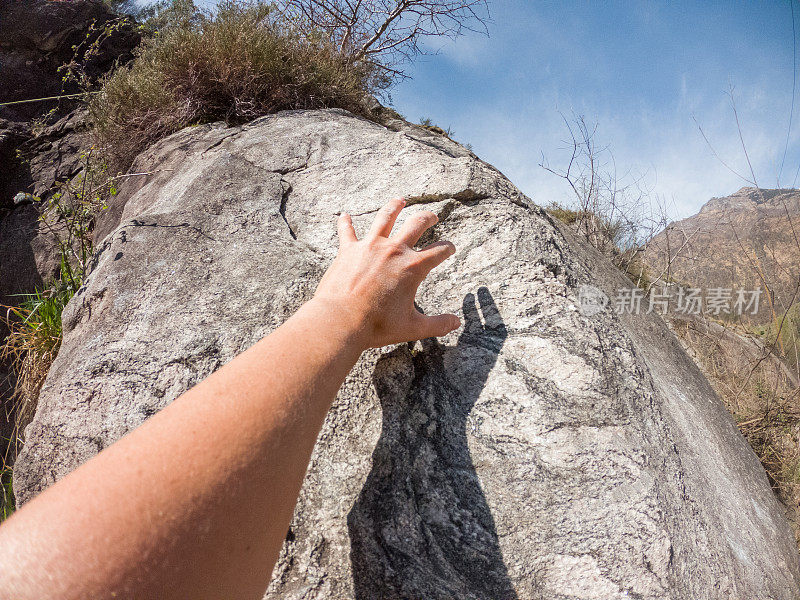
388,1,798,218
161,1,798,219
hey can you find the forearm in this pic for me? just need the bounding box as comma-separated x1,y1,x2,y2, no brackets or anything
0,298,364,600
0,198,459,600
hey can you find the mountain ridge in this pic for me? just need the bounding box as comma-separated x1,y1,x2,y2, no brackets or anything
645,186,800,320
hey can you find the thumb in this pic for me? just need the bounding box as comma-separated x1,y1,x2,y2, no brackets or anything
414,312,461,340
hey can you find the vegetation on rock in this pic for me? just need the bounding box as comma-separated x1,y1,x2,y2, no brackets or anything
0,152,113,520
91,0,382,170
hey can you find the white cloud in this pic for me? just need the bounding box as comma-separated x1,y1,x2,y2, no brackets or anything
397,71,798,223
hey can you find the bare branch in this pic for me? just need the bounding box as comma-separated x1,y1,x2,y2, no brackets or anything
277,0,489,74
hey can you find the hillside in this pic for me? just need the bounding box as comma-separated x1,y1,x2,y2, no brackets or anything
644,187,800,320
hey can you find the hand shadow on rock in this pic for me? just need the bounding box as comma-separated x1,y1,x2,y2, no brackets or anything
348,287,516,600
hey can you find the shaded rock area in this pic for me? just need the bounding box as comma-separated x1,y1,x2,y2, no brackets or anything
0,0,139,453
0,0,139,304
0,109,91,453
0,119,31,212
14,109,800,598
0,0,140,121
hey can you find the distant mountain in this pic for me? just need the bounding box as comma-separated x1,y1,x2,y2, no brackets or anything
645,187,800,321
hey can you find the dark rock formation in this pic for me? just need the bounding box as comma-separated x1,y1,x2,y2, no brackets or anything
13,110,800,598
0,119,32,213
0,0,139,468
0,0,140,121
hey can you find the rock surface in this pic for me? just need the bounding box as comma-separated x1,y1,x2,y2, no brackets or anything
15,110,800,598
0,0,140,121
644,187,800,320
0,109,90,312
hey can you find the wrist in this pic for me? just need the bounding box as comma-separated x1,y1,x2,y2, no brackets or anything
302,296,372,353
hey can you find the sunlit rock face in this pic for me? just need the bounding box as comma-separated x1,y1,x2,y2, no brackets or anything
15,109,800,599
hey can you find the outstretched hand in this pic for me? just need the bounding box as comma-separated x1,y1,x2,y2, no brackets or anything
313,198,460,349
0,197,462,600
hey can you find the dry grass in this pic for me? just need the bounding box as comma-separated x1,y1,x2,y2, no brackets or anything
1,462,13,522
1,284,72,521
91,0,382,171
765,304,800,373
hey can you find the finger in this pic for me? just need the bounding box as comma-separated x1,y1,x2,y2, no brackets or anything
394,210,438,247
477,286,507,335
461,293,483,336
413,312,461,340
414,240,455,274
367,198,405,238
337,213,357,245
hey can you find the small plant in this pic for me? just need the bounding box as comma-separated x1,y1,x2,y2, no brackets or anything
59,11,141,98
0,151,112,506
1,460,14,522
30,107,60,137
38,149,113,293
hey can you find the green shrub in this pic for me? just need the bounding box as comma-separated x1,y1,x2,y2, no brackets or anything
91,0,383,170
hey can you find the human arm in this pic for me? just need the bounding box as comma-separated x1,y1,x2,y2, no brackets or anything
0,198,459,600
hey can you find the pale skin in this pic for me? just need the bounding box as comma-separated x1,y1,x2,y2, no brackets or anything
0,198,460,600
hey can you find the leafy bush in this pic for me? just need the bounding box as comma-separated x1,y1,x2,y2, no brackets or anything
91,0,383,170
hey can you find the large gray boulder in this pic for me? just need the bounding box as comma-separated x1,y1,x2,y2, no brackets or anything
14,109,800,598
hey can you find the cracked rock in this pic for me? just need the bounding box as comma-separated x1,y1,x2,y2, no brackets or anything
13,109,800,599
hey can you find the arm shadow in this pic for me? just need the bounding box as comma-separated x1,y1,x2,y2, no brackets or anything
347,287,516,600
